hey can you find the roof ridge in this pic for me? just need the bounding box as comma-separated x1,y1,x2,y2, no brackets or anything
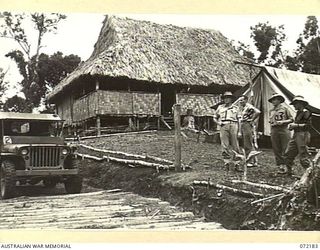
90,15,118,59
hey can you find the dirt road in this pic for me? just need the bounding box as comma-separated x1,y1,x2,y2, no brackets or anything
0,186,224,230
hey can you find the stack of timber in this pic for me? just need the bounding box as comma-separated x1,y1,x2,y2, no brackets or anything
0,190,224,230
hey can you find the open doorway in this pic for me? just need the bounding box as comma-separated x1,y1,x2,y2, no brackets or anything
160,85,176,116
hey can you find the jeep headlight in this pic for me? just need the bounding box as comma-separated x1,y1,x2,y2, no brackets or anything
62,148,69,155
21,148,29,155
3,136,12,144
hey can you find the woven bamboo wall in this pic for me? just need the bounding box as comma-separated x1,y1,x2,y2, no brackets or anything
56,96,73,125
176,93,220,116
133,92,160,115
71,90,161,122
73,95,91,122
98,91,133,115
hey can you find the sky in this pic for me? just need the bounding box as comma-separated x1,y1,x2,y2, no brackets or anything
0,13,315,98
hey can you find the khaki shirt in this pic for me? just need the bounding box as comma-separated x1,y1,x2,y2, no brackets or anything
239,103,261,122
269,104,293,126
214,104,240,122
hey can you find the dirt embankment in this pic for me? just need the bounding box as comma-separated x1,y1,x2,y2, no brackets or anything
77,131,318,230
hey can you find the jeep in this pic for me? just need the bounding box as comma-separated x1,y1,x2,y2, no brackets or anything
0,112,82,199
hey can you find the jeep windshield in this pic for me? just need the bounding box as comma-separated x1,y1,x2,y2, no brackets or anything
3,120,62,137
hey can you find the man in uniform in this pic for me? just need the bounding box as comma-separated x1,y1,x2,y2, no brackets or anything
268,93,294,172
281,95,312,175
182,108,196,130
213,91,241,169
238,95,261,167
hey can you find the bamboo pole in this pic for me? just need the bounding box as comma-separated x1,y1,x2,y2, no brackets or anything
103,156,174,171
65,130,157,141
75,153,104,161
76,152,174,171
231,180,290,192
79,144,175,165
250,193,285,205
173,104,182,171
193,180,264,198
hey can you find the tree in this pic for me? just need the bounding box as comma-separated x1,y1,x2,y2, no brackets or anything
0,68,8,110
232,40,255,61
249,17,320,73
3,52,81,113
295,16,320,74
3,95,27,112
38,52,81,90
250,22,287,67
0,12,67,112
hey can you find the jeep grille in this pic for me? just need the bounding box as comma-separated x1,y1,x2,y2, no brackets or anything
29,147,61,167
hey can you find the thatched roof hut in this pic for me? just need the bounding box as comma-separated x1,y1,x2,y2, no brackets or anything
48,15,250,101
48,15,251,134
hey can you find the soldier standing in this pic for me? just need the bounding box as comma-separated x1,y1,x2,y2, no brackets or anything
213,91,241,170
238,95,261,167
268,93,294,172
281,96,312,175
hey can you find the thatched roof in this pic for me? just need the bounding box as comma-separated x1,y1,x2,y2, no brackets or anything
48,15,250,100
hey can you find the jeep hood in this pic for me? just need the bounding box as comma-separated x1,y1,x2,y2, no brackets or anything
4,136,64,145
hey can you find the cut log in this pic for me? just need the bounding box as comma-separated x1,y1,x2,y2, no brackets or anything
231,180,290,192
145,155,173,165
79,144,176,166
103,156,174,171
78,144,192,170
79,144,147,160
193,180,264,198
75,153,104,161
76,152,172,170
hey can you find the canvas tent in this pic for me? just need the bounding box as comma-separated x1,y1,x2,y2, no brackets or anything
239,66,320,140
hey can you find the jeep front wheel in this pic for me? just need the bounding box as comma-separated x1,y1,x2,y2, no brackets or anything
0,160,16,199
64,176,82,194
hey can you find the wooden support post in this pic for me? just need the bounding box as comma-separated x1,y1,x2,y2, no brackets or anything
95,79,100,90
96,115,101,136
136,117,140,130
173,104,182,171
129,117,134,131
